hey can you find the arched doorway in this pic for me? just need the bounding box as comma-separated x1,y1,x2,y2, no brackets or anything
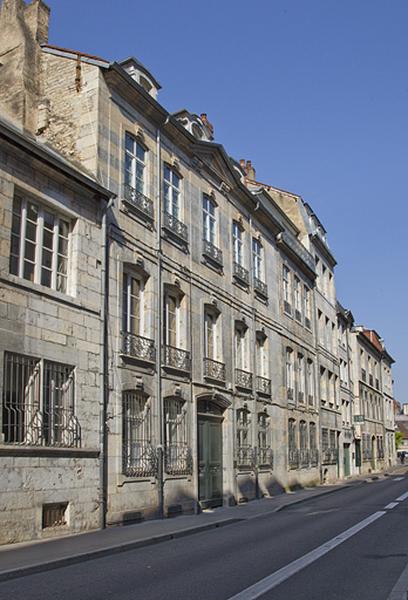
197,397,228,508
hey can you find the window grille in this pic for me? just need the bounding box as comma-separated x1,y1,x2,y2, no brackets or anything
9,195,69,293
122,391,157,477
42,502,68,529
258,413,273,467
2,352,78,447
164,397,192,475
236,408,252,465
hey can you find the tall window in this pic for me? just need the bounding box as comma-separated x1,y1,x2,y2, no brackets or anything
258,412,272,466
297,353,305,402
283,265,292,314
286,347,294,400
288,418,297,467
123,391,155,477
304,286,311,328
236,408,251,465
309,422,317,450
203,195,216,244
232,221,244,266
3,352,77,448
164,397,191,475
307,359,315,405
10,195,69,293
125,133,146,194
294,276,302,320
235,324,248,371
122,274,142,335
299,420,307,450
252,238,263,281
163,294,179,347
321,428,329,451
256,333,268,378
164,165,181,219
204,310,218,360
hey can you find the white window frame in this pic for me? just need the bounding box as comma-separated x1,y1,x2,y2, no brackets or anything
297,353,305,401
252,238,263,281
256,333,268,378
203,194,217,245
232,221,244,266
122,273,144,336
164,165,181,220
10,195,70,294
164,293,180,348
283,265,292,312
286,347,294,397
235,323,249,371
204,309,219,360
124,133,147,195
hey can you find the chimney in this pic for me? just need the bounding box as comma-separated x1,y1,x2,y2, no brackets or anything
24,0,50,44
245,160,256,180
0,0,49,133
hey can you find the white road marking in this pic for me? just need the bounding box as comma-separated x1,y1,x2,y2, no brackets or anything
393,477,404,482
386,557,408,600
395,491,408,502
384,502,399,510
227,511,386,600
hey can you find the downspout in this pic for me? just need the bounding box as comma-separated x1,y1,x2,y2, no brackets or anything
100,194,115,530
249,200,260,499
156,117,169,519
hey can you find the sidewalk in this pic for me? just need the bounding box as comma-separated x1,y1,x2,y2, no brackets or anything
0,467,406,583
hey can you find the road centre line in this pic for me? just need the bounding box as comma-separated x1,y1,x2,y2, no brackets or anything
384,502,399,510
395,491,408,502
227,511,386,600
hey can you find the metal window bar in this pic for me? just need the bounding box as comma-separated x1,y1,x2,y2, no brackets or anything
204,358,226,381
123,184,154,219
122,392,157,477
122,331,156,362
163,345,191,371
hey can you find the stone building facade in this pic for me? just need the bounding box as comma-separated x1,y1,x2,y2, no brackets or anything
0,0,397,544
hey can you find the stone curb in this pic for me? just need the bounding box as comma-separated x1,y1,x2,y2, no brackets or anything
274,483,353,512
0,517,243,583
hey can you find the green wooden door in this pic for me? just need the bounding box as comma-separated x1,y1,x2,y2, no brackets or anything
343,444,350,477
198,417,223,508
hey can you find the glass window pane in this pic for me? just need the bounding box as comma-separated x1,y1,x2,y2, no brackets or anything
25,221,37,242
43,229,53,250
42,248,53,269
23,261,35,281
26,203,38,222
125,133,134,153
25,241,36,262
136,144,145,162
41,268,52,288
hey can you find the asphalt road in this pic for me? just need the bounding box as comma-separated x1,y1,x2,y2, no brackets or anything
1,476,408,600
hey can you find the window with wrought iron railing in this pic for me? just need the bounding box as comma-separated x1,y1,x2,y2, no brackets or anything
236,408,252,466
2,352,78,448
164,397,192,475
122,391,157,477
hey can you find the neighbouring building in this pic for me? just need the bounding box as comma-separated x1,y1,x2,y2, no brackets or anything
0,0,397,544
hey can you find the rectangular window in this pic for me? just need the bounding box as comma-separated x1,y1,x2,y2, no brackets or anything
283,265,292,314
204,311,218,360
286,347,294,400
232,221,243,266
164,398,191,475
235,325,248,371
125,133,146,194
252,238,263,281
203,195,216,244
10,195,70,293
122,274,142,335
307,359,315,405
297,353,305,402
256,334,268,378
164,165,181,219
288,419,297,453
163,294,179,347
2,352,78,447
294,276,302,321
236,408,251,465
304,286,311,328
122,391,155,477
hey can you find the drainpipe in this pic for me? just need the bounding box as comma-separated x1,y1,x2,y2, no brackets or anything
249,202,260,499
100,194,115,530
156,118,169,519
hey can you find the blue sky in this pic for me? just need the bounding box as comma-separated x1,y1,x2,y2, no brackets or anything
46,0,408,401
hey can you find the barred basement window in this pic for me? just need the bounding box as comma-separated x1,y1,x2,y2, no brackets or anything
42,502,68,529
164,397,192,475
122,391,156,477
2,352,79,447
9,195,70,293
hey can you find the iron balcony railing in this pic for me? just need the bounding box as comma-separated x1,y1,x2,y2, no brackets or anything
322,448,338,465
288,449,299,469
123,184,154,220
254,277,268,298
204,358,226,382
163,345,191,372
257,447,274,469
310,448,319,467
123,442,158,478
256,375,271,396
164,443,193,476
236,446,255,467
202,239,223,266
163,211,188,242
233,261,249,285
122,332,156,362
235,368,253,390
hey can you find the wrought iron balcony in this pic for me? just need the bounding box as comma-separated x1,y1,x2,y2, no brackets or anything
163,211,188,242
235,368,253,390
122,332,156,363
254,277,268,298
256,375,271,396
258,447,274,469
288,449,299,469
236,446,255,467
202,239,223,266
164,443,193,476
322,448,338,465
233,261,249,285
123,184,154,220
204,358,226,382
123,442,158,478
310,449,319,467
163,345,191,372
299,449,310,468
